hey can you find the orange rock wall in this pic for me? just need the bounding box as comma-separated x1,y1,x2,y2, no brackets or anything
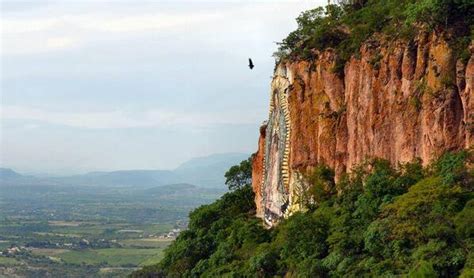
252,124,266,219
252,32,474,224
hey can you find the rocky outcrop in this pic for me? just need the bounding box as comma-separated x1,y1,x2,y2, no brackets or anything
252,124,266,219
252,32,474,225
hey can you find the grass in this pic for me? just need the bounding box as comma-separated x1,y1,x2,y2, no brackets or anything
58,248,166,267
48,221,82,227
34,232,81,237
130,224,174,234
50,223,173,237
31,248,70,257
0,257,21,266
0,240,10,249
120,238,173,248
50,224,116,235
139,255,166,266
99,267,138,274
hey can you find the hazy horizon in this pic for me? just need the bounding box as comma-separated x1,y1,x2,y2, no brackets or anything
1,0,325,175
0,151,249,176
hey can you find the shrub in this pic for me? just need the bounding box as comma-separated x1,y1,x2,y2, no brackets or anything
304,164,336,209
408,260,437,278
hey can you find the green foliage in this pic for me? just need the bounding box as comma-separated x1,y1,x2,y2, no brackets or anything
368,53,383,70
404,0,474,28
278,212,329,264
454,35,473,65
410,95,423,111
455,199,474,238
303,164,336,209
131,184,257,277
408,260,437,278
134,151,473,277
224,157,252,191
275,0,473,73
432,151,471,185
247,243,281,276
276,5,348,61
404,0,442,27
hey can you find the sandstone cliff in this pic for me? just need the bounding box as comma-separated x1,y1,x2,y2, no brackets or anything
253,32,474,225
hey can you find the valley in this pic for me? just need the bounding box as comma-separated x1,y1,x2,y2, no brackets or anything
0,181,225,276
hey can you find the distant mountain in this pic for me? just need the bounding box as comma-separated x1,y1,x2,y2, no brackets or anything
0,168,54,186
173,153,249,187
0,153,249,188
52,170,177,188
175,153,248,171
141,183,199,196
0,168,22,179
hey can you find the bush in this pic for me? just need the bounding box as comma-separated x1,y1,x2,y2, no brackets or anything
408,260,437,278
277,212,329,265
247,243,281,276
303,164,336,209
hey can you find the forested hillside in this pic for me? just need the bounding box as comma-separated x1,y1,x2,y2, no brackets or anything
133,151,473,277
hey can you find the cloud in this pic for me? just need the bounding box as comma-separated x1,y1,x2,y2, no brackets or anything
46,36,79,49
1,105,262,129
0,1,324,173
75,13,221,33
1,11,222,55
2,12,221,34
1,1,323,55
1,17,59,34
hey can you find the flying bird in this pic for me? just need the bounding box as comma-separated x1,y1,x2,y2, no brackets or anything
248,58,254,70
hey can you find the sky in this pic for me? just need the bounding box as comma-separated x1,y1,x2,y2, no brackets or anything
1,0,325,175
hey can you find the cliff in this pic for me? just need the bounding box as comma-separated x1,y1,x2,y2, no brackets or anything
253,32,474,225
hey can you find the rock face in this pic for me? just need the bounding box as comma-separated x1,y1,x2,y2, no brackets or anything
252,124,267,219
252,32,474,225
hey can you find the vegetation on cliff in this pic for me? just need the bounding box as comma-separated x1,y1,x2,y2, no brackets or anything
274,0,473,72
132,151,473,277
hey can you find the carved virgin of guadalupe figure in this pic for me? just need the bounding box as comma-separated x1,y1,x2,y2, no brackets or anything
263,90,289,225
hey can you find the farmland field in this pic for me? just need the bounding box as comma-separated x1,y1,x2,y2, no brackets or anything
0,257,21,266
0,183,224,276
57,248,168,266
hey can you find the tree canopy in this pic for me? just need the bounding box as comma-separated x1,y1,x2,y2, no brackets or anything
224,157,252,191
275,0,473,73
132,151,473,277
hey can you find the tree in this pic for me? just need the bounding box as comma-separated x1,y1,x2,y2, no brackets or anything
224,157,252,191
336,0,367,8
